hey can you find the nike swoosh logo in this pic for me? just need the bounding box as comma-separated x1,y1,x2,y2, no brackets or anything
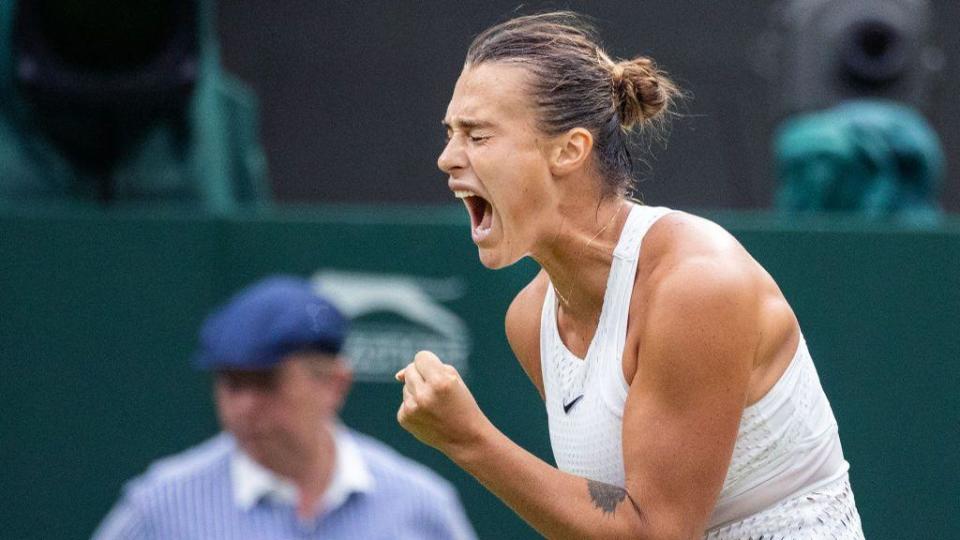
563,394,584,414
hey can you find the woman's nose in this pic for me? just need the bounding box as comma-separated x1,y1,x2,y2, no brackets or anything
437,137,465,175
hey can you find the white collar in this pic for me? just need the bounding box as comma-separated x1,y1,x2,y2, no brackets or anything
231,424,375,513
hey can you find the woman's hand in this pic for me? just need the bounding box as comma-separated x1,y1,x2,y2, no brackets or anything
396,350,492,456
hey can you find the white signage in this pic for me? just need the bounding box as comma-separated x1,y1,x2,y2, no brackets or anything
311,270,472,382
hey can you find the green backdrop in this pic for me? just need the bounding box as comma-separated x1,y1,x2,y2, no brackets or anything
1,206,958,539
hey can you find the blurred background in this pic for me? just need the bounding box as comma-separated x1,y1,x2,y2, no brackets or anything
1,1,958,539
216,0,960,212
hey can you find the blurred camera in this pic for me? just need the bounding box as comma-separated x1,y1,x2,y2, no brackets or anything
13,0,198,113
759,0,943,117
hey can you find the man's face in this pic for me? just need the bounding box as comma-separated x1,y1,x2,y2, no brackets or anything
214,353,349,472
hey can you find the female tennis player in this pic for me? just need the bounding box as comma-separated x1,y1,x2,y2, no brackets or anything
396,12,864,539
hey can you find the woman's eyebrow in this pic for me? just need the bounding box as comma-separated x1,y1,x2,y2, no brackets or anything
442,118,495,130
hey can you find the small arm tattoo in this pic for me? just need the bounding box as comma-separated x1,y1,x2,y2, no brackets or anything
587,480,627,515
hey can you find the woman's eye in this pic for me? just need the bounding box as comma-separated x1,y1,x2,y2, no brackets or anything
470,136,490,143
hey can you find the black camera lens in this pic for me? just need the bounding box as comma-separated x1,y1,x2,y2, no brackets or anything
840,19,907,85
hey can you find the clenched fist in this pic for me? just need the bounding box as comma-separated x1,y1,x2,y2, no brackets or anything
396,350,493,455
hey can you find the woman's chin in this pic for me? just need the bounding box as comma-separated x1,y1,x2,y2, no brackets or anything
477,246,521,270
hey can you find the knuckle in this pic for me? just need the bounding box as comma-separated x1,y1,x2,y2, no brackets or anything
436,372,459,392
417,388,435,408
434,378,453,393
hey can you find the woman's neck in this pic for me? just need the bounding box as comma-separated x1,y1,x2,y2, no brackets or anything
533,197,631,327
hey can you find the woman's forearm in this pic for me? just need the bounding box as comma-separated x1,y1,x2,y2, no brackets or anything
445,423,650,540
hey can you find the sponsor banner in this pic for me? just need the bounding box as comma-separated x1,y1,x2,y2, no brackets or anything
312,270,471,382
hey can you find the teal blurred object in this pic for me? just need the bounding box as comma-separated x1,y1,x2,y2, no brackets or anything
0,0,268,213
774,100,944,224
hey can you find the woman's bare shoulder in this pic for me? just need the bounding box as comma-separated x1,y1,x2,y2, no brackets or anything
632,210,796,379
636,211,762,298
642,211,747,269
631,210,763,341
505,270,549,397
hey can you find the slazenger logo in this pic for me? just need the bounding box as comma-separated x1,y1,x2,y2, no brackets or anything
311,270,471,382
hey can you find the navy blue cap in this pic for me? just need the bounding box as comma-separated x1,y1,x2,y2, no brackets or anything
193,276,347,370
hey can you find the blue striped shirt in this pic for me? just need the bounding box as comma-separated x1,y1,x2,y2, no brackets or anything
92,429,477,540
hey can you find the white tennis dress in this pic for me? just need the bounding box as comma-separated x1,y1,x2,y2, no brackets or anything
540,204,865,539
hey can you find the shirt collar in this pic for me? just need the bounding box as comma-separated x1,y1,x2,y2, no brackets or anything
231,424,375,512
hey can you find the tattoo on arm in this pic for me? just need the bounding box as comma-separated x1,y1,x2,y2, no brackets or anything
586,479,643,518
587,480,626,514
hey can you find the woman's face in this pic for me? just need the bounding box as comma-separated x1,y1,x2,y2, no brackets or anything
438,62,558,269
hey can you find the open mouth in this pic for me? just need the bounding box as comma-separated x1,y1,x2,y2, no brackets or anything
453,189,493,241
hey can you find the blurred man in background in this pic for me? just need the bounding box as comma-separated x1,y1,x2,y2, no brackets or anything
93,276,476,539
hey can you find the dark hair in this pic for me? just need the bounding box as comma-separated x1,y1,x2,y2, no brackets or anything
466,11,680,197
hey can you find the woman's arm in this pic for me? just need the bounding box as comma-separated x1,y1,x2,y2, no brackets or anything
618,256,759,538
503,271,549,399
396,249,760,539
397,352,647,539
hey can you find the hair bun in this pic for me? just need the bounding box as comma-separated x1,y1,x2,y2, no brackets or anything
611,56,678,130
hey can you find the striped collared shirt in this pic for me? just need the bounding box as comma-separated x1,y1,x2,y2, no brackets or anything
229,425,374,515
92,427,476,540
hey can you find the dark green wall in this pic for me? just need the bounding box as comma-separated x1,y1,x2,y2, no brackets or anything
1,207,958,539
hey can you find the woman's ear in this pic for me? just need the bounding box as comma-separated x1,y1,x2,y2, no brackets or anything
549,127,594,176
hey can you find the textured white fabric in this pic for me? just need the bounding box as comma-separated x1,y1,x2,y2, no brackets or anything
541,204,672,487
539,203,864,538
704,475,864,540
710,337,850,529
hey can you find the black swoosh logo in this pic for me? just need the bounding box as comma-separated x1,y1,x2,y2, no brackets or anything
563,394,584,414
